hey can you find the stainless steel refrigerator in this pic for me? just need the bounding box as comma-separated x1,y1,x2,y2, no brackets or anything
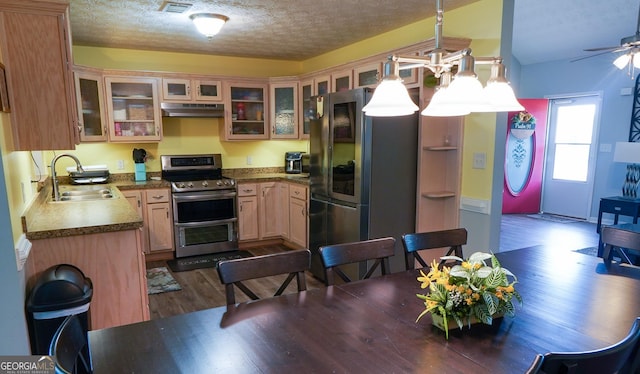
308,87,418,281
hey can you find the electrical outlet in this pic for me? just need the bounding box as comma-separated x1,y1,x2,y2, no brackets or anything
117,160,125,170
246,156,252,165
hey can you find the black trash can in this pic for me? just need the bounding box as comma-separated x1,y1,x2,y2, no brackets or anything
26,264,93,355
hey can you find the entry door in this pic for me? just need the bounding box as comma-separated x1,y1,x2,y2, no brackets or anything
541,95,601,219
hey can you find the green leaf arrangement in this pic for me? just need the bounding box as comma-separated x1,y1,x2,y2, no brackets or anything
416,252,523,339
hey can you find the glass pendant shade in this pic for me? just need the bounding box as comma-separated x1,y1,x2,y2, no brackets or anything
481,81,525,112
633,53,640,69
422,86,471,116
190,13,228,38
362,78,419,117
442,75,484,108
614,54,631,69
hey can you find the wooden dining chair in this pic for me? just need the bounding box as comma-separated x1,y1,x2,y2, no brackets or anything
319,237,396,286
401,228,467,270
601,226,640,267
48,314,92,374
216,249,310,305
525,317,640,374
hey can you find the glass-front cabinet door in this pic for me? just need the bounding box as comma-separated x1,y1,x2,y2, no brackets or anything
270,81,298,139
74,70,107,142
354,62,381,88
331,69,353,92
299,79,313,139
105,76,162,142
162,78,222,102
223,81,268,140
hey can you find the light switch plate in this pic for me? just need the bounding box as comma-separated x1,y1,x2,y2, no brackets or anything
473,152,486,169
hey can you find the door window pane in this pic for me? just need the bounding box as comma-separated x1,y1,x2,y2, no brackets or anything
552,144,589,182
555,105,595,143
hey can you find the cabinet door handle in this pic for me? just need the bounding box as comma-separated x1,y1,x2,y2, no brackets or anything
137,199,141,208
151,195,163,200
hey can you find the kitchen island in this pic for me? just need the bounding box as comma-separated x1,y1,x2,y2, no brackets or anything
22,177,168,330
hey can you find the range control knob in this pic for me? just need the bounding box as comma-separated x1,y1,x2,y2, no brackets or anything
177,182,186,189
202,181,209,187
216,180,223,186
187,182,194,188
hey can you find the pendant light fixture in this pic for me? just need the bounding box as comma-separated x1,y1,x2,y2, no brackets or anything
363,0,523,117
190,13,228,39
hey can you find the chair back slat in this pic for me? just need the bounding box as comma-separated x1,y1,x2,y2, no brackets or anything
217,249,310,305
319,237,396,285
525,317,640,374
401,228,467,270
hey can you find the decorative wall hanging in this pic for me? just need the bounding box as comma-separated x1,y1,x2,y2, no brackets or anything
630,73,640,142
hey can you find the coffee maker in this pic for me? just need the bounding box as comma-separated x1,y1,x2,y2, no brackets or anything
285,152,308,174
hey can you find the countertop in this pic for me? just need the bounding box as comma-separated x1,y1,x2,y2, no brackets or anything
21,171,307,240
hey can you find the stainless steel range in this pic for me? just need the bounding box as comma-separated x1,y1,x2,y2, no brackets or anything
161,154,237,258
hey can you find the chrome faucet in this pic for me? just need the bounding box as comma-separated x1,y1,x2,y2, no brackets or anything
51,154,84,201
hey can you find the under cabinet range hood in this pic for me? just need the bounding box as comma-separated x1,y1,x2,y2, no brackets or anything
161,102,225,118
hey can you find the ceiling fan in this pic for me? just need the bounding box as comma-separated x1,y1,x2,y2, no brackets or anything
574,3,640,73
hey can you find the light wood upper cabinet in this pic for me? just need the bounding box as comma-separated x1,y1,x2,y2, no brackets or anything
74,69,108,142
354,62,382,88
331,68,353,92
0,1,78,150
299,79,313,139
269,81,299,139
222,81,268,140
162,78,222,102
105,76,163,142
314,75,331,96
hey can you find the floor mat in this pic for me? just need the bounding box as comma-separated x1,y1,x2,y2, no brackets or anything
167,250,253,272
526,213,583,223
147,267,182,295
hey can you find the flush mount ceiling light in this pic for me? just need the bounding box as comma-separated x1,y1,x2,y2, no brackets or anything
362,0,523,117
190,13,228,38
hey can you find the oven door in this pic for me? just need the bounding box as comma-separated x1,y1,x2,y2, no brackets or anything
175,220,237,257
172,190,238,257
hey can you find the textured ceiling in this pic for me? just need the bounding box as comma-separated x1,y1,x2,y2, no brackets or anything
68,0,480,61
512,0,639,65
69,0,640,65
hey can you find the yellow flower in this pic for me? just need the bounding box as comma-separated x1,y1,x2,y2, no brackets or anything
462,261,471,270
417,270,430,289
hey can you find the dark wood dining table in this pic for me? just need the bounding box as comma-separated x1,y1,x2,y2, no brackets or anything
89,245,640,373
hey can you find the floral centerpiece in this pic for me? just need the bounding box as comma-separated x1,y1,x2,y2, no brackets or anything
416,252,522,339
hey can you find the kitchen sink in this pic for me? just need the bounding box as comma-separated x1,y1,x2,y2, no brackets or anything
50,185,117,202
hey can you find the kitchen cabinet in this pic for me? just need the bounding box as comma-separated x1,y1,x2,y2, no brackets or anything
259,182,281,239
415,89,463,232
161,78,222,102
354,62,381,88
144,189,173,253
123,188,173,254
269,80,299,139
279,183,290,239
74,68,108,141
222,81,268,140
331,68,353,92
288,183,308,248
314,75,331,96
237,183,259,241
0,0,78,150
299,79,313,139
105,76,163,142
26,229,149,330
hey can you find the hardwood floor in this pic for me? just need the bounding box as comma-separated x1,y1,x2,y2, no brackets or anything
147,215,600,320
146,244,325,320
499,213,599,252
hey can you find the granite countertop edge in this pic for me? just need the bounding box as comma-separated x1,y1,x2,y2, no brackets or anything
22,170,307,240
